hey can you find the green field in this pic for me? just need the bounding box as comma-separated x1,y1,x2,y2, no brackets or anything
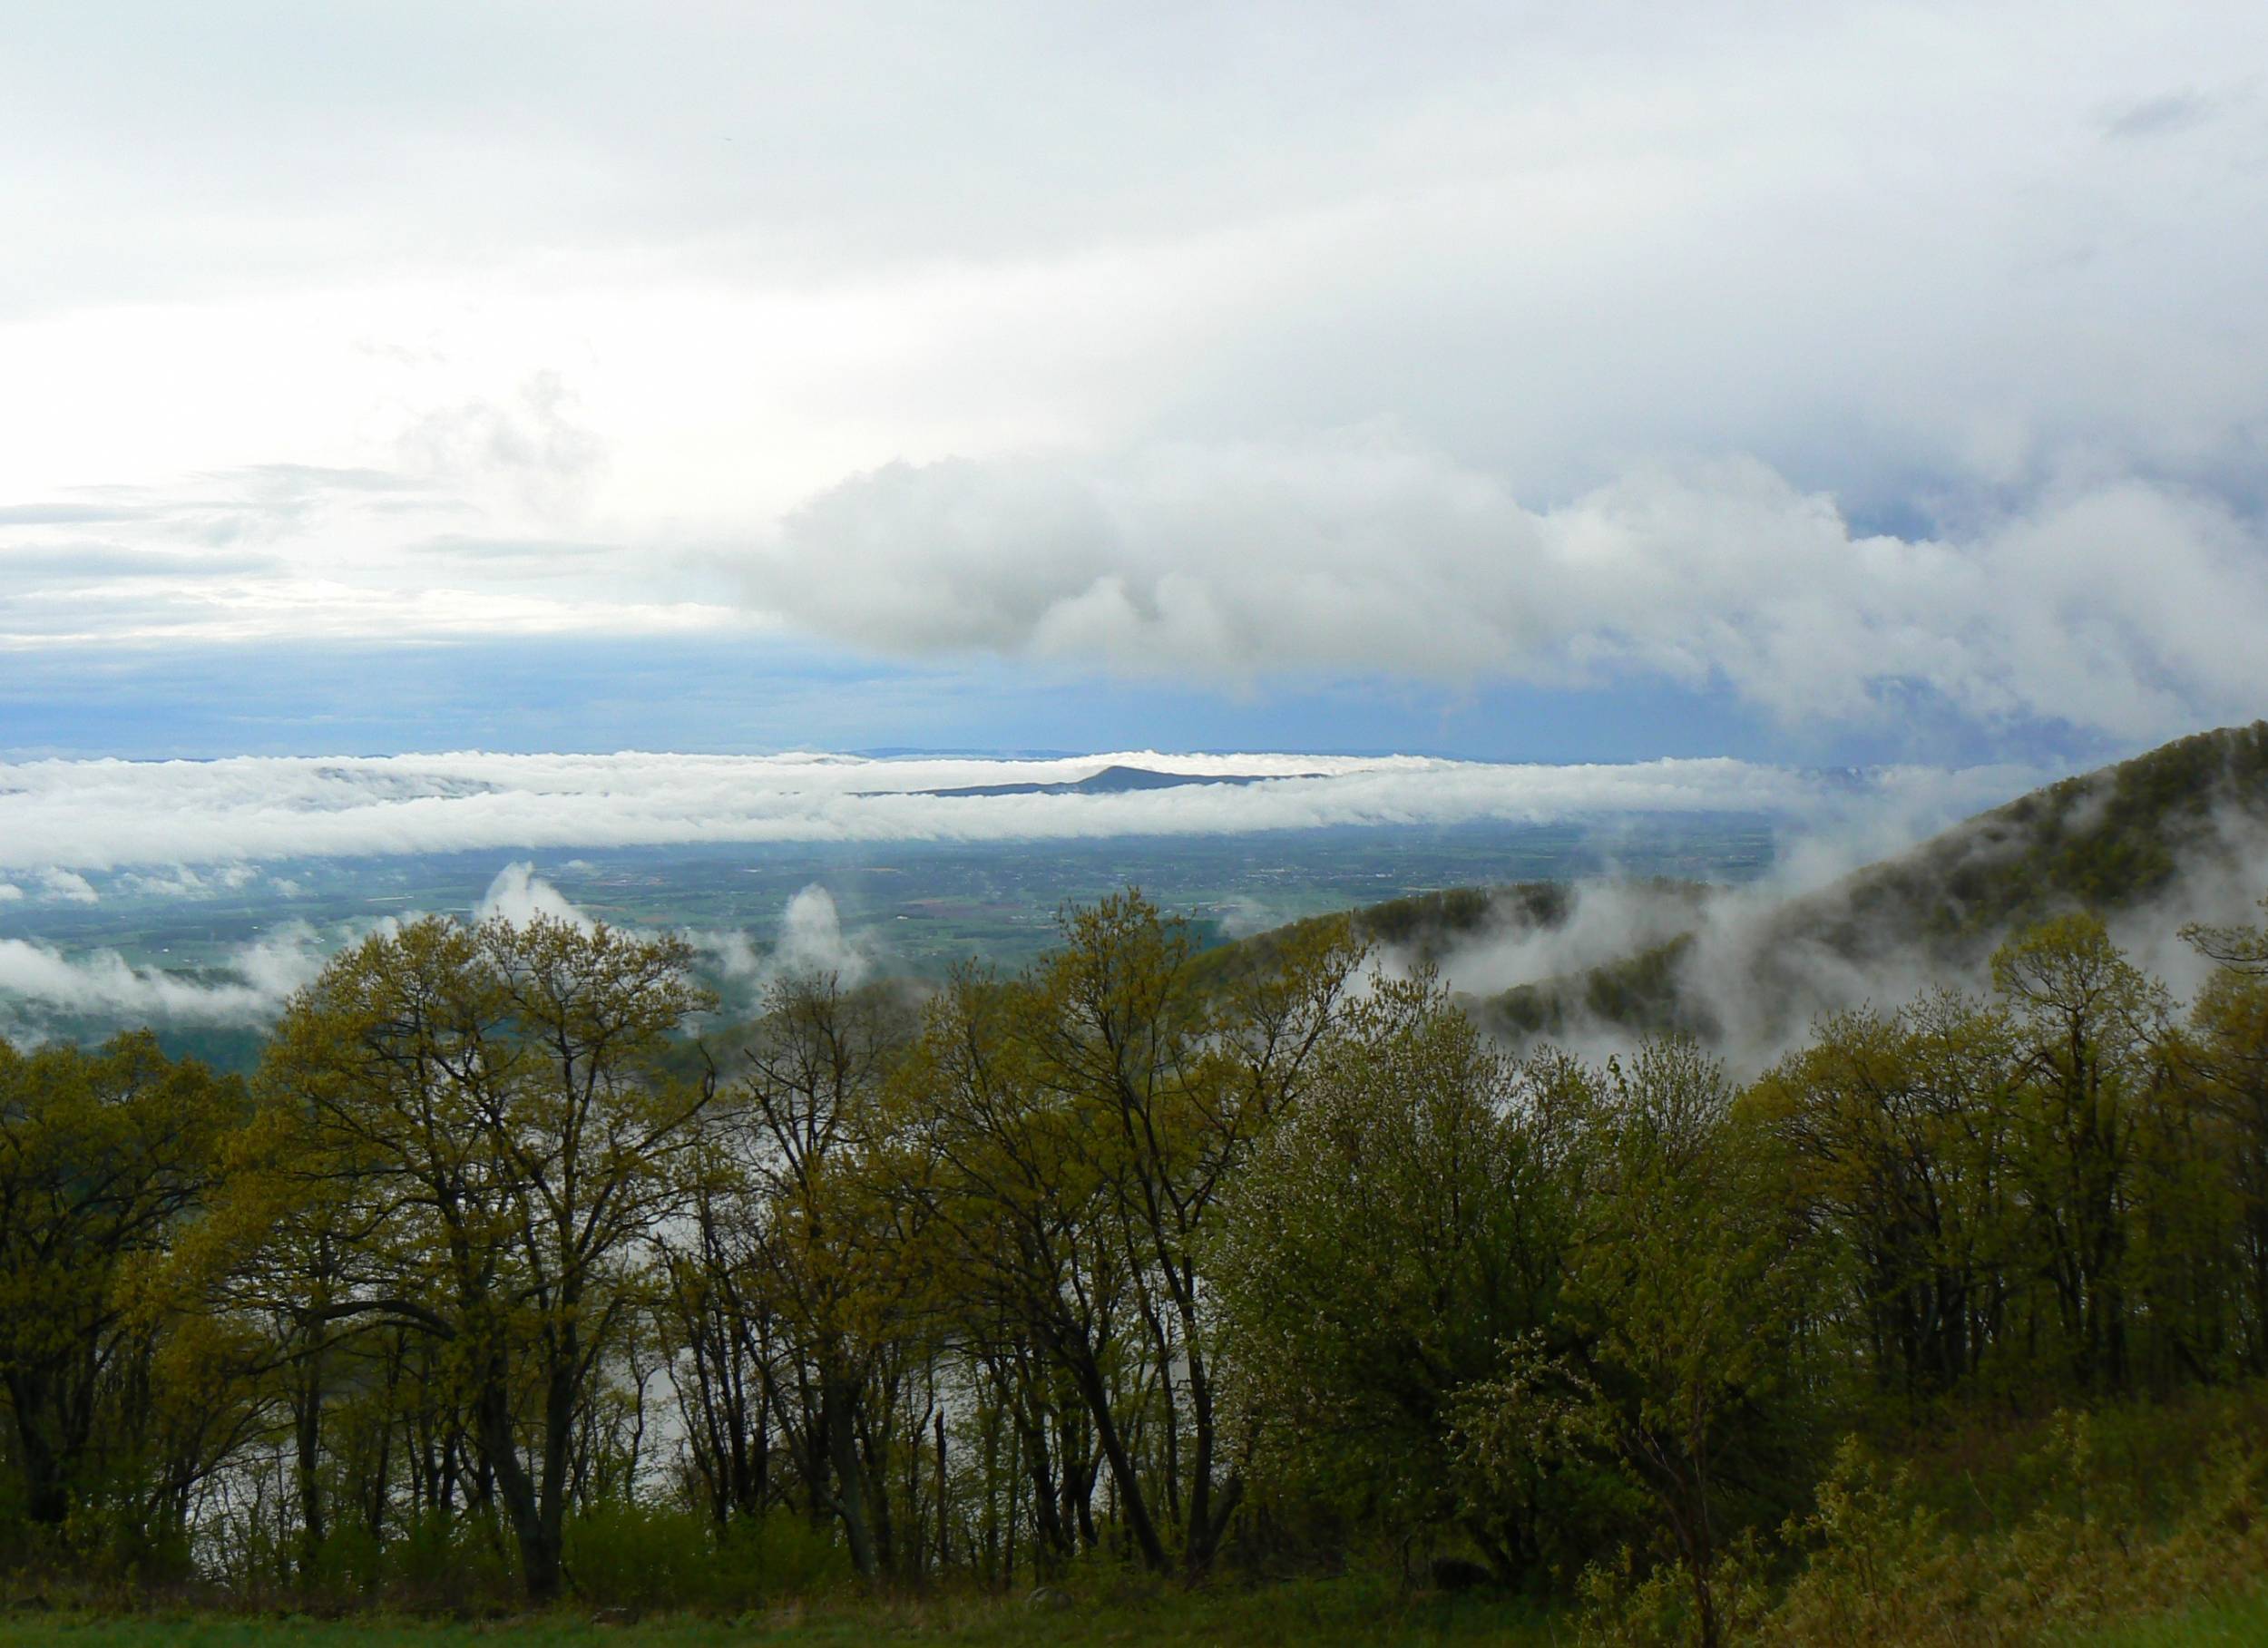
2065,1589,2268,1645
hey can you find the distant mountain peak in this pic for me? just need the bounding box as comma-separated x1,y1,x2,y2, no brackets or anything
892,765,1326,799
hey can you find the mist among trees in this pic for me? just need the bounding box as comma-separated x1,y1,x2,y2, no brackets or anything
6,886,2268,1643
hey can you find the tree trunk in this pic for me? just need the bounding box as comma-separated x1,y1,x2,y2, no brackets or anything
1063,1347,1168,1572
826,1377,879,1581
476,1367,557,1603
293,1364,327,1578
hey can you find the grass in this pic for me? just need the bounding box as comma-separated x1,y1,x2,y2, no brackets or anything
0,1579,1562,1647
5,1583,2262,1645
2066,1587,2268,1645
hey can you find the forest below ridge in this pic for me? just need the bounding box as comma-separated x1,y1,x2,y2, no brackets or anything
7,873,2268,1644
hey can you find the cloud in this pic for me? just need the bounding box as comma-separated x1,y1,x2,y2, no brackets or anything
2101,90,2214,141
474,861,595,931
36,868,99,903
0,1,2261,738
0,883,20,902
768,885,869,987
760,440,2268,741
0,433,729,649
1424,791,2268,1076
0,748,2061,875
0,502,150,525
0,922,327,1026
0,542,286,580
689,883,872,1001
396,372,606,514
116,863,259,899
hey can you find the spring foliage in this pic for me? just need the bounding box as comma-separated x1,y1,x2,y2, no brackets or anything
5,890,2268,1644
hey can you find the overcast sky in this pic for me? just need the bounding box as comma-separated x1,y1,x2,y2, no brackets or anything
5,1,2265,762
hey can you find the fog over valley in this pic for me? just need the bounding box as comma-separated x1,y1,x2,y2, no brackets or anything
0,745,2012,1047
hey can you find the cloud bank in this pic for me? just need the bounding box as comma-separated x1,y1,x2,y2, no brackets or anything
764,443,2268,739
0,922,327,1028
4,4,2267,756
0,749,2053,876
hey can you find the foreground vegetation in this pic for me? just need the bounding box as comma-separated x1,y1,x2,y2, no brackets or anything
7,867,2268,1643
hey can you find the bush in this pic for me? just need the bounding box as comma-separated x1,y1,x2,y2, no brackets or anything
563,1502,854,1613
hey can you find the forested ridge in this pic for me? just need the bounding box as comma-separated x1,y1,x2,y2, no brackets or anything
1489,720,2268,1043
7,843,2268,1640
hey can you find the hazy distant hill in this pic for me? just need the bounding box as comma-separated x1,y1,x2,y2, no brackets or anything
904,764,1324,797
1483,720,2268,1045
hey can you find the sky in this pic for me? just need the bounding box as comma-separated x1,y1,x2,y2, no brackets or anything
4,1,2267,765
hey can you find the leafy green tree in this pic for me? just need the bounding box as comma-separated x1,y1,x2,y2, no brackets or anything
1991,914,2174,1392
2183,893,2268,1370
723,970,918,1580
1210,969,1562,1575
0,1034,242,1547
1461,1039,1819,1648
1012,893,1358,1575
1757,993,2024,1402
888,962,1149,1575
259,912,714,1603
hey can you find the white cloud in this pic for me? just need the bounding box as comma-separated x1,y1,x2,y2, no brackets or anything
769,885,869,988
0,883,20,902
117,863,260,899
689,883,871,1001
474,861,595,931
761,441,2268,739
0,2,2263,741
0,747,2055,875
0,922,327,1025
37,868,99,903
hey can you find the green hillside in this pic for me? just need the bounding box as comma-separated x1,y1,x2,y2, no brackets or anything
1488,719,2268,1042
1196,876,1717,980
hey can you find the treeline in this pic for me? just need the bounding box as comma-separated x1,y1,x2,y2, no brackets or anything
4,891,2268,1643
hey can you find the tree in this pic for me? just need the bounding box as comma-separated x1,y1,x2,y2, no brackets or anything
259,912,714,1602
0,1034,244,1553
1210,969,1562,1576
1990,914,2173,1393
889,961,1148,1575
1012,893,1359,1575
1462,1039,1819,1648
1757,993,2024,1402
716,970,917,1580
2183,893,2268,1370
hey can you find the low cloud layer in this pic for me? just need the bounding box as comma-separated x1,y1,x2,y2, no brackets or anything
475,860,596,931
765,444,2268,740
0,748,2053,876
689,884,872,1005
1416,803,2268,1075
472,863,869,1014
0,922,327,1028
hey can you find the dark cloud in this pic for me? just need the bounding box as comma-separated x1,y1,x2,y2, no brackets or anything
2101,90,2214,141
